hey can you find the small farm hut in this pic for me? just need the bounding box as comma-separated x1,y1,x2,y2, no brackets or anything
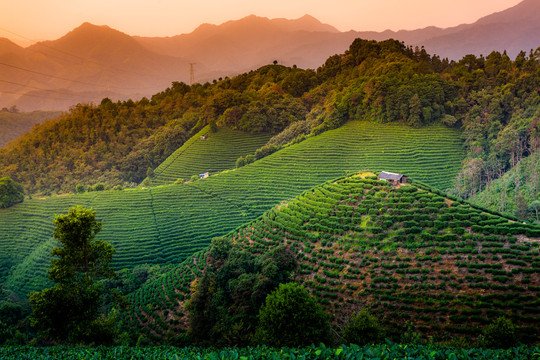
199,172,209,179
378,171,407,185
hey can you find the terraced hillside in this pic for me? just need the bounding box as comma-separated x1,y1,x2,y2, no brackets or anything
0,120,464,297
123,174,540,343
150,126,272,185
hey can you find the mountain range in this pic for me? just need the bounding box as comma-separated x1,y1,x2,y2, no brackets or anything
0,0,539,111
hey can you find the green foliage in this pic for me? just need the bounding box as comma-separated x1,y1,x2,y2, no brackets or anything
0,177,23,208
0,344,539,359
480,317,519,349
529,200,540,223
48,206,113,285
471,152,540,220
187,239,297,346
342,310,383,345
255,282,330,347
29,206,117,344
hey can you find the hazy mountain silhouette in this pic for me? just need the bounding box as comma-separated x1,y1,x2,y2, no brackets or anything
134,15,349,73
1,0,539,111
415,0,540,59
0,38,24,56
0,23,190,111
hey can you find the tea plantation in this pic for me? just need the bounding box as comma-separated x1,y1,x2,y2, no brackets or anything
0,120,464,297
150,125,272,185
123,174,539,342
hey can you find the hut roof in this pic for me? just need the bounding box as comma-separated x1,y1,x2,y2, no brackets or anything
378,171,404,181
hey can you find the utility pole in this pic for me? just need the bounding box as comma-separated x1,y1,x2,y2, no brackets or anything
189,63,196,85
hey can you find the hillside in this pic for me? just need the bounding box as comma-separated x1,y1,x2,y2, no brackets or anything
150,125,272,185
0,110,62,148
2,35,538,197
0,120,464,298
122,174,540,343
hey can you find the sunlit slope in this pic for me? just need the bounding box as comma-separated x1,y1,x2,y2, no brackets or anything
0,120,464,296
123,175,539,342
151,126,272,185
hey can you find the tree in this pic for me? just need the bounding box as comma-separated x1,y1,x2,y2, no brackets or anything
342,309,384,345
254,282,330,347
29,206,117,344
0,177,24,208
480,316,518,349
529,200,540,223
515,194,529,221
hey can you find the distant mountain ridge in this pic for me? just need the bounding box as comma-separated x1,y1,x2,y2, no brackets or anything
1,0,539,111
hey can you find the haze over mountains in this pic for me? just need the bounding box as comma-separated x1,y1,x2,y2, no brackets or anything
0,0,538,111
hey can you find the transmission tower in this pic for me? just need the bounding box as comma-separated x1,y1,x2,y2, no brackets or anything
189,63,196,85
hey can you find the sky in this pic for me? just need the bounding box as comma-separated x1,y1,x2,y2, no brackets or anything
0,0,524,46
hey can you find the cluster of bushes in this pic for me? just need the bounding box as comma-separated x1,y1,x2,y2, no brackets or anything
75,183,124,193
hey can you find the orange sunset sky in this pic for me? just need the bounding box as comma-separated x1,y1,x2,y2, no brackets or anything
1,0,523,46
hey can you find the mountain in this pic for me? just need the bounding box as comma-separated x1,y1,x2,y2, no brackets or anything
0,38,23,56
0,23,191,111
122,173,540,343
134,14,352,74
417,0,540,59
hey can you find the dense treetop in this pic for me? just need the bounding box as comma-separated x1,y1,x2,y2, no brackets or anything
0,177,24,208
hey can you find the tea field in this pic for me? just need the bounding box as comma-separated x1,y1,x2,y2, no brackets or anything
150,125,272,185
0,120,465,297
124,174,539,342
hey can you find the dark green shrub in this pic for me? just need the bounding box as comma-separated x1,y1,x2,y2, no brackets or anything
0,177,24,208
342,309,383,345
480,316,518,349
93,183,105,191
255,282,330,347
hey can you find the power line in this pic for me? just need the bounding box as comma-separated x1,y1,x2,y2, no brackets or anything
0,88,91,102
0,61,156,91
0,79,92,100
190,63,196,85
0,62,109,87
